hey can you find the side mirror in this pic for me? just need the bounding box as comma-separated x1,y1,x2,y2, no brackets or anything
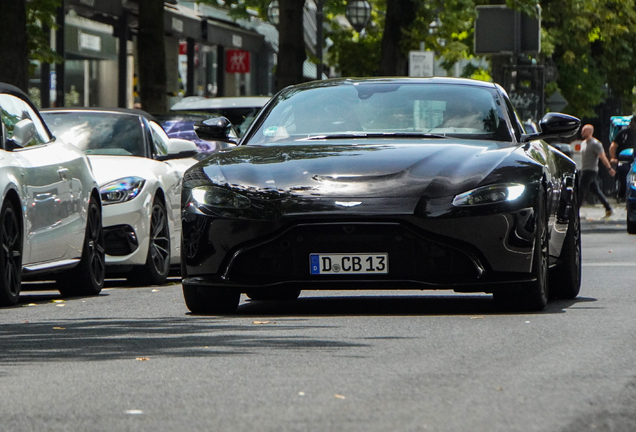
521,113,581,143
194,116,238,144
618,148,634,163
159,138,198,160
8,118,37,149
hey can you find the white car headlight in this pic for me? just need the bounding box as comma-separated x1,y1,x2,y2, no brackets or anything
100,177,146,205
191,186,251,209
452,184,525,207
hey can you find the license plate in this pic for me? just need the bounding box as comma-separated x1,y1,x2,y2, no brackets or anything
310,253,388,275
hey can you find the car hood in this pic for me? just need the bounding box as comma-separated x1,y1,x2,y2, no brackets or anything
197,141,540,200
88,155,159,186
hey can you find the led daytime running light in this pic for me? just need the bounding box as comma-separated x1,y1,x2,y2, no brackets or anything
100,177,146,205
452,184,525,207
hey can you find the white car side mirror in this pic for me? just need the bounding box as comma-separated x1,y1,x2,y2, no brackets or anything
10,118,37,149
165,138,198,159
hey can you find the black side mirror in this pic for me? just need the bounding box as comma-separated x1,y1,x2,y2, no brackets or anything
521,113,581,143
194,116,238,144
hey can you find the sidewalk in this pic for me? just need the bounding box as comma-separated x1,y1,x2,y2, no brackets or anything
580,197,627,232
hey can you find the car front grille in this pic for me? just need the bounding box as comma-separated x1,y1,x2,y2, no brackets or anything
226,222,480,285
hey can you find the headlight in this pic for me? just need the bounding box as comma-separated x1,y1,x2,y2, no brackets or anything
452,183,525,207
191,186,251,209
631,172,636,189
100,177,146,205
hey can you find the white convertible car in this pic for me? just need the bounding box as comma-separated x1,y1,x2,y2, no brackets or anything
0,83,105,306
42,108,198,286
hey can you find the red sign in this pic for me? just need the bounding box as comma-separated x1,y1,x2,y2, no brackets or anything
226,49,250,73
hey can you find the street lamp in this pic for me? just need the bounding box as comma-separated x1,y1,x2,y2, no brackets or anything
345,0,372,33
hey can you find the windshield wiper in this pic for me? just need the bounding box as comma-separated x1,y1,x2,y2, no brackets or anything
304,132,448,140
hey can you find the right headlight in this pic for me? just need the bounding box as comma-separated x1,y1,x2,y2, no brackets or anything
191,185,251,209
452,183,525,207
100,176,146,205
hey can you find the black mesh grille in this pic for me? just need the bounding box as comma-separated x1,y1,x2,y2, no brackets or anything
227,223,479,285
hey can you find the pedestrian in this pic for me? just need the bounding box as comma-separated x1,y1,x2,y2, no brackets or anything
609,115,636,201
579,124,615,217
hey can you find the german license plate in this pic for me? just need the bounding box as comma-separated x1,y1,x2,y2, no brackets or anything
310,253,388,275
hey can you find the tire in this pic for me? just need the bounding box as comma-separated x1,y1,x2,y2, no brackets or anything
628,215,636,235
182,285,240,314
495,195,549,311
550,192,581,299
128,198,170,286
57,197,106,297
246,288,301,301
0,200,23,306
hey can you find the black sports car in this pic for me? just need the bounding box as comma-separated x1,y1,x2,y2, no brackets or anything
180,77,581,313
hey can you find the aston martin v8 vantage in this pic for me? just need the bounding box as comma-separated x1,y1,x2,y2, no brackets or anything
180,78,581,313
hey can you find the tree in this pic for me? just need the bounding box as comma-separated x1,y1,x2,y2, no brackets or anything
0,0,29,91
378,0,418,75
137,0,168,113
276,0,306,89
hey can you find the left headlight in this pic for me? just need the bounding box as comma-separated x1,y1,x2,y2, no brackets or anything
452,183,525,207
191,185,251,209
100,176,146,205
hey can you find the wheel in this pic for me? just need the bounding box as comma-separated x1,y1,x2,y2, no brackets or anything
128,198,170,286
0,200,22,306
246,288,301,301
57,197,105,297
549,192,581,299
182,285,240,314
495,195,549,311
628,214,636,234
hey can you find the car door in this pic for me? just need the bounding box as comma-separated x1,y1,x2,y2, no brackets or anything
0,93,74,263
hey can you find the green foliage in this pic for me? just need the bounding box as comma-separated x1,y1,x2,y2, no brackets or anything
26,0,63,76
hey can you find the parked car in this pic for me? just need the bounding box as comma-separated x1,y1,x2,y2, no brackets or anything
0,83,105,306
170,96,270,137
41,108,198,286
180,77,582,313
154,112,238,157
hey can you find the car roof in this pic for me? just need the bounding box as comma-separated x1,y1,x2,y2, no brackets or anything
283,77,499,91
41,107,159,123
170,96,271,111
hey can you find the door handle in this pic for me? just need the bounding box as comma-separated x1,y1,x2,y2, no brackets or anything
57,168,69,181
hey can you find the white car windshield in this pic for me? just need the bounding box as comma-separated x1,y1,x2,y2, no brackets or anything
248,83,512,144
42,111,146,157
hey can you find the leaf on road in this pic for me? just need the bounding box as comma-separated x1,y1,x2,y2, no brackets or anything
24,303,37,307
335,394,346,399
151,289,159,292
298,392,305,396
469,316,484,319
50,299,65,303
124,410,143,415
135,357,150,361
253,321,273,325
52,327,65,330
56,304,66,307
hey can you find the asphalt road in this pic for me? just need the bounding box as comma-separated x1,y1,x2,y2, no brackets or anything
1,230,636,432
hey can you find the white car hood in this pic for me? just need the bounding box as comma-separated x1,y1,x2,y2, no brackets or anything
87,155,160,186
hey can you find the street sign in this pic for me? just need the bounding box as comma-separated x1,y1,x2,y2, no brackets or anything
409,51,434,77
226,49,250,74
546,91,568,112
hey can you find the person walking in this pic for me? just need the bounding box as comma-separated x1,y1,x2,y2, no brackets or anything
609,116,636,201
580,124,615,217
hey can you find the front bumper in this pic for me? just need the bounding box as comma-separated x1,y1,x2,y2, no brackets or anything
181,206,538,293
102,194,152,266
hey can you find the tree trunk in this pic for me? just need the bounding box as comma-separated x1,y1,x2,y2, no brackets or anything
276,0,306,91
378,0,417,76
0,0,29,91
137,0,167,113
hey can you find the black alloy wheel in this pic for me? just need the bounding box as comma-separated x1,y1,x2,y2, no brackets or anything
57,197,105,297
128,198,170,286
0,200,22,306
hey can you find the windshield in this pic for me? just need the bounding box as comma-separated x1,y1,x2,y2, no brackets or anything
42,111,146,157
248,83,512,145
